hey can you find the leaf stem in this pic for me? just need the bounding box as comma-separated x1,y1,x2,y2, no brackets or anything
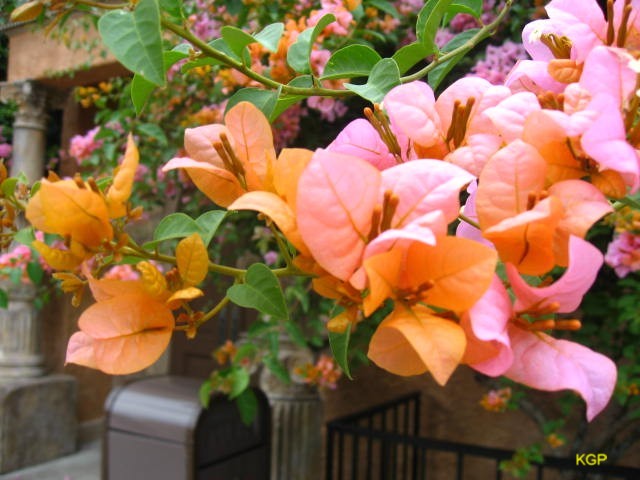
75,0,129,10
197,296,231,327
122,241,246,278
400,0,513,84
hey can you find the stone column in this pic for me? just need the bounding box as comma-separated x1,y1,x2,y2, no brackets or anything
0,281,45,378
0,80,48,183
260,337,323,480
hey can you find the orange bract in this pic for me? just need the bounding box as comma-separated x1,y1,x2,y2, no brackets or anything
368,305,466,384
26,180,113,249
106,134,139,218
66,292,174,375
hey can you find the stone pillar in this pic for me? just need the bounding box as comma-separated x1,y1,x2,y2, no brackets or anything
0,80,48,182
260,338,323,480
0,281,44,378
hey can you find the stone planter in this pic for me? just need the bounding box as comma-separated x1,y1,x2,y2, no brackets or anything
259,337,324,480
0,280,45,378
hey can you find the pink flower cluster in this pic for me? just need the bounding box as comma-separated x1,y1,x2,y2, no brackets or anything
470,41,528,85
69,127,103,164
308,0,354,37
296,354,342,390
0,126,11,160
605,232,640,277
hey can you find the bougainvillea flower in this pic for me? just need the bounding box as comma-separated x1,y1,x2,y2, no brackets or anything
460,276,512,376
505,326,616,421
296,150,474,284
326,118,400,170
228,148,314,256
462,237,615,420
475,140,611,274
507,235,604,313
106,134,139,218
162,101,277,207
363,237,497,315
66,291,174,375
364,237,497,383
26,179,113,249
367,304,467,384
66,275,174,374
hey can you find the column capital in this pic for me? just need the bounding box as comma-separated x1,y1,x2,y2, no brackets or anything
0,81,49,131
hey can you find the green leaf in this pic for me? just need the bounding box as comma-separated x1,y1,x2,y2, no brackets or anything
195,210,227,246
235,388,258,426
98,0,165,86
199,379,213,408
428,28,479,90
366,0,400,18
254,22,284,52
287,13,336,74
221,26,258,59
320,45,382,80
263,355,291,383
144,212,209,249
443,0,482,24
247,319,274,338
284,320,308,348
13,228,35,246
0,289,7,309
416,0,453,48
227,263,289,320
207,37,242,62
225,88,278,119
131,49,188,115
228,367,250,399
345,58,401,103
159,0,183,21
329,323,353,379
136,123,168,147
26,262,43,285
1,178,17,198
392,42,433,74
269,76,313,121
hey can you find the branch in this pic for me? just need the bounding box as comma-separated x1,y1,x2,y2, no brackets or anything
400,0,514,84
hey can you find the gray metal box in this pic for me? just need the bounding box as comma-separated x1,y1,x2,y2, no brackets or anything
104,376,269,480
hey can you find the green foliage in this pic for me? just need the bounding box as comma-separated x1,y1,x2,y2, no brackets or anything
321,45,382,80
287,13,336,74
345,58,401,103
146,211,226,249
329,324,353,379
227,263,289,320
98,0,165,86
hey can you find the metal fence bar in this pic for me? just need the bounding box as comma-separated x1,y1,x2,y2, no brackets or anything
325,392,640,480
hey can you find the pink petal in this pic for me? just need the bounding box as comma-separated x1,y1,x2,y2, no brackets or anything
381,160,474,226
463,276,513,376
297,150,380,281
505,325,617,421
327,119,398,170
580,46,636,106
581,94,640,192
505,60,566,94
445,133,502,177
456,182,493,248
548,180,613,264
184,124,232,167
436,77,510,136
484,92,541,143
506,235,603,313
384,82,443,148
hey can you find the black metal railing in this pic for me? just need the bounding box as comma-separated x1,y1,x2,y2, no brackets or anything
326,392,640,480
